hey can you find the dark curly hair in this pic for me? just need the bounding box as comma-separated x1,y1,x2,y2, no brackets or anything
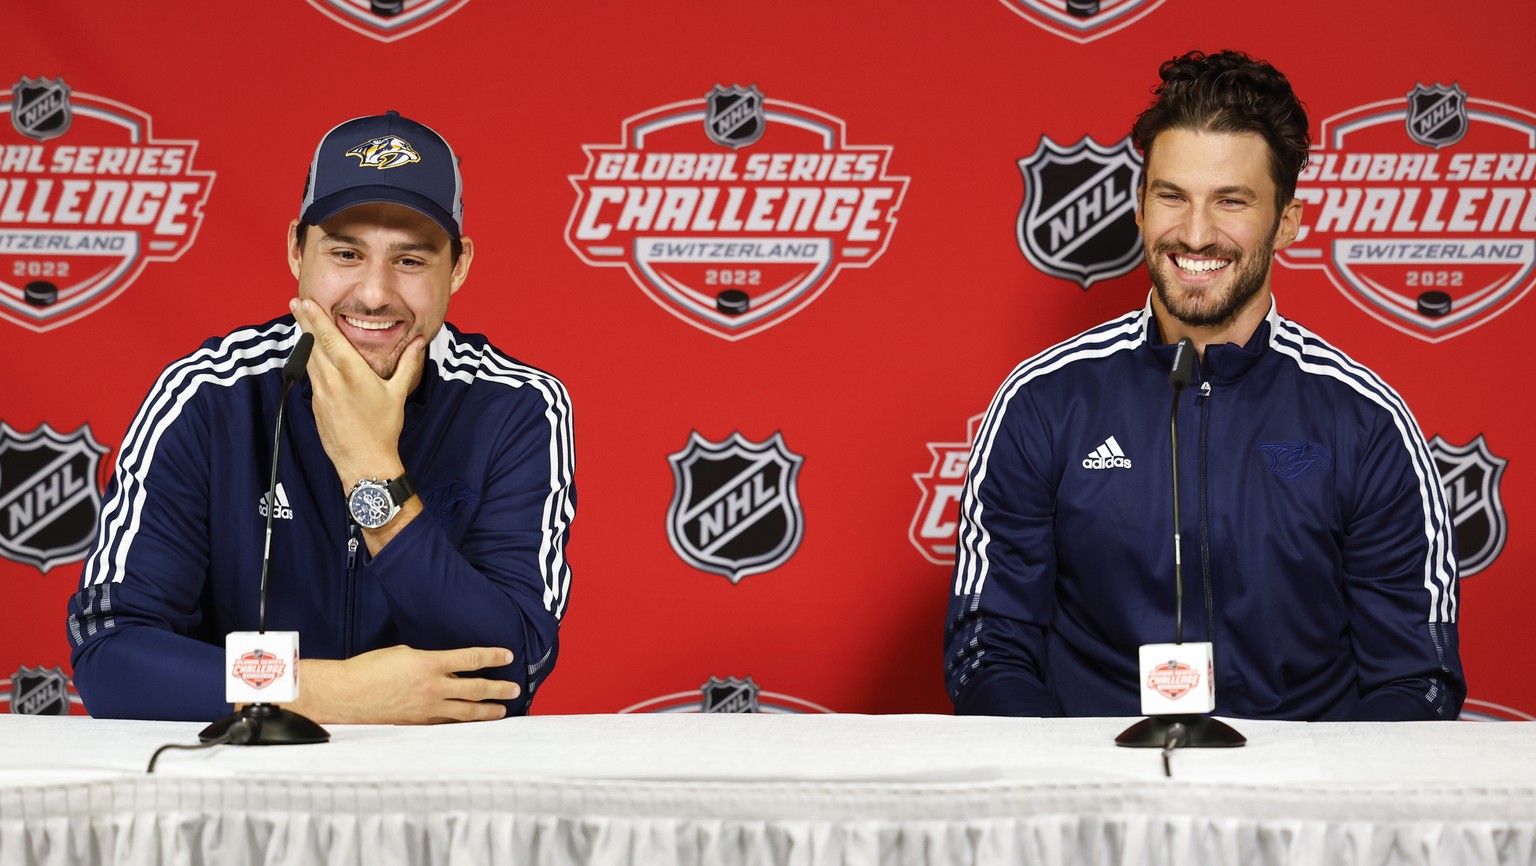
1131,50,1310,212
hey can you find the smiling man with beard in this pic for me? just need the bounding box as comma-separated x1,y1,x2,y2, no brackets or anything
67,112,575,724
944,51,1464,721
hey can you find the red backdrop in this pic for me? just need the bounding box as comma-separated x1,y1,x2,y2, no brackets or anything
3,0,1531,720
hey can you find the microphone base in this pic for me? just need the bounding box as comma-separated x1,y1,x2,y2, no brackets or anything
1114,714,1245,748
199,702,330,745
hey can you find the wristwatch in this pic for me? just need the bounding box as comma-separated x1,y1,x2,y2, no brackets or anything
347,473,416,529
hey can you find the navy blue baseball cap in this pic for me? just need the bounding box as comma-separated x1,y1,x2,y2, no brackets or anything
299,110,464,238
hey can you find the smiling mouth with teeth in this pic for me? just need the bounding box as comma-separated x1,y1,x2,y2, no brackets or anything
1173,255,1230,274
343,315,398,331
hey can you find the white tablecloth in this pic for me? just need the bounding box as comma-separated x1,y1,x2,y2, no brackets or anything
1,714,1533,865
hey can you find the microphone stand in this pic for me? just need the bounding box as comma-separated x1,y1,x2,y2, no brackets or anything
1117,338,1243,750
200,333,329,746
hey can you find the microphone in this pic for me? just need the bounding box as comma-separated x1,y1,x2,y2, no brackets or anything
199,331,328,746
1168,337,1194,644
1117,337,1243,750
259,331,313,633
282,331,313,381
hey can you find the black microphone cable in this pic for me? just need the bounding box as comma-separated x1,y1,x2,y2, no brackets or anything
147,718,257,773
1161,720,1188,777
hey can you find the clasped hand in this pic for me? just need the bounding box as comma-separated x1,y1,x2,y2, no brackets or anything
291,646,521,724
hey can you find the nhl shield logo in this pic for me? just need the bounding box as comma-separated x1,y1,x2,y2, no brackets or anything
667,432,804,583
1406,83,1469,149
1429,434,1508,577
618,677,835,713
0,423,107,573
1017,136,1143,288
7,666,72,715
700,676,761,713
706,84,765,150
996,0,1166,43
10,77,72,142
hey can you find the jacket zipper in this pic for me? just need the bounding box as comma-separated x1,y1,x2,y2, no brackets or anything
1197,379,1216,648
345,523,359,658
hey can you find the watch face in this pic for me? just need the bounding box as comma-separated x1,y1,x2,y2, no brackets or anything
350,484,393,528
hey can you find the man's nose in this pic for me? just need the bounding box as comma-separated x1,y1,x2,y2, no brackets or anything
354,260,396,306
1177,206,1217,252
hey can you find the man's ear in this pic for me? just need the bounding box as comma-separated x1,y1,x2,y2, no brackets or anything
287,219,304,279
449,236,474,296
1273,197,1304,251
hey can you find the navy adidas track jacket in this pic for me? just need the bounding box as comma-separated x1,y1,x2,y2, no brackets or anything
67,317,575,721
945,300,1463,721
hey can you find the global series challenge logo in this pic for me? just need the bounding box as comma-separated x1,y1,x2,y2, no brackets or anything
1,77,214,331
567,85,909,340
1461,698,1536,722
910,414,983,566
305,0,470,42
1017,136,1143,288
1278,84,1536,342
995,0,1167,44
231,649,287,690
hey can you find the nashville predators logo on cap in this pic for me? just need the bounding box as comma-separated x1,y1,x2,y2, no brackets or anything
345,135,421,169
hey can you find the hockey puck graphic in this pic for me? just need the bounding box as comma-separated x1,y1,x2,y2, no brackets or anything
1067,0,1100,15
1416,290,1452,318
716,290,750,316
370,0,404,15
24,281,59,308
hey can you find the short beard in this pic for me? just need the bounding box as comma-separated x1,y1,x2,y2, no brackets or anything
1148,232,1275,329
331,302,412,380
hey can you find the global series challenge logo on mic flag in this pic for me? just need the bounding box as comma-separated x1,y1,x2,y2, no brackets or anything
567,85,909,340
1277,83,1536,342
1,78,214,332
1146,660,1200,700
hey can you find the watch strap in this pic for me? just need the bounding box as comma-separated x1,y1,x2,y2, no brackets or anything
385,473,416,507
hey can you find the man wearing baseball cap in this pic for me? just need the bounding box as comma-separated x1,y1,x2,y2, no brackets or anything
67,112,575,723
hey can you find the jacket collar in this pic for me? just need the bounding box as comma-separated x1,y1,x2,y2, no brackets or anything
1142,292,1280,384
